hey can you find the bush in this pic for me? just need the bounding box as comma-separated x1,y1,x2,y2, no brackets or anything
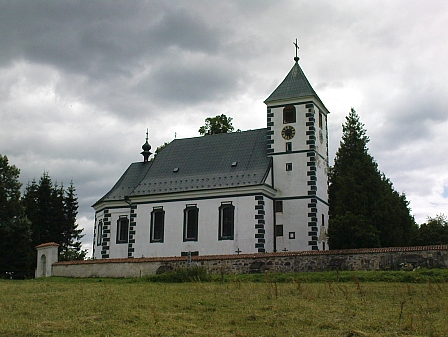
144,266,211,283
141,268,448,284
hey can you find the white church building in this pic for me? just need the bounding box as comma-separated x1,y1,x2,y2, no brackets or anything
92,52,329,259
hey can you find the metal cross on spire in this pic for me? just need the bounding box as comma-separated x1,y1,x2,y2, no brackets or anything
293,38,300,62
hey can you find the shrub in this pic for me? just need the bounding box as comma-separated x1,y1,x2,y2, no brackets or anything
144,266,211,283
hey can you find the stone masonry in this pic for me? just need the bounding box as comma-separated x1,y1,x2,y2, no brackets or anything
51,245,448,278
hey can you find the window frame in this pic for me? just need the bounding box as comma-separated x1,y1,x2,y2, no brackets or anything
150,207,165,243
285,142,292,153
283,105,296,124
275,200,283,213
183,205,199,242
96,220,103,246
275,224,284,237
116,216,129,244
286,163,293,171
219,202,235,240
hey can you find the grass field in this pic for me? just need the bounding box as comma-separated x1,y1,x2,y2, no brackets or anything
1,270,448,336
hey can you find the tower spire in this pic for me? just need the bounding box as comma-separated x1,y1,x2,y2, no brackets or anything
141,128,152,162
293,38,300,63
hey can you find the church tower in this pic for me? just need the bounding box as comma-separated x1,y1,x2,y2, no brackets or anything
265,42,329,251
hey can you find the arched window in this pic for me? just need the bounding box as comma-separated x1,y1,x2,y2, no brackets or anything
219,203,234,240
116,216,129,244
41,254,47,277
151,207,165,243
183,205,199,241
283,105,296,124
97,220,103,246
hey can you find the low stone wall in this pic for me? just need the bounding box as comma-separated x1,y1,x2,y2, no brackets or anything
52,245,448,278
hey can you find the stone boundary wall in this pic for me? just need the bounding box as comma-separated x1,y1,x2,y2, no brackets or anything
52,245,448,278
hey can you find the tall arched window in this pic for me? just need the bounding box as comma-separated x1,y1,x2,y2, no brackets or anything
97,220,103,246
183,205,199,241
116,216,129,244
151,207,165,243
41,254,47,277
219,203,235,240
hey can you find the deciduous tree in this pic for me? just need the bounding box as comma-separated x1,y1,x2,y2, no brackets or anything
414,214,448,246
152,141,170,160
198,114,236,135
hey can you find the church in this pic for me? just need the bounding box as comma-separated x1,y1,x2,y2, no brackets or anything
92,50,330,259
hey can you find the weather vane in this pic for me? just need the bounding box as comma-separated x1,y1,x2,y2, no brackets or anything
293,38,299,62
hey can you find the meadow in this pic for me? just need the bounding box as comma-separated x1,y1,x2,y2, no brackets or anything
1,269,448,336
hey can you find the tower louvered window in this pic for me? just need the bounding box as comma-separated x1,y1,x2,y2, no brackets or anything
283,105,296,123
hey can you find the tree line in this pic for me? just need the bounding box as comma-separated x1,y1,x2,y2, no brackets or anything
0,155,85,277
328,108,448,248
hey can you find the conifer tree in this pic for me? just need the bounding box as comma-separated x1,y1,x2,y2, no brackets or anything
23,174,53,247
0,155,33,275
59,182,86,261
328,108,416,248
23,173,86,264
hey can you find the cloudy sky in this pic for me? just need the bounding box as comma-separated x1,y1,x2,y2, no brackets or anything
1,0,447,255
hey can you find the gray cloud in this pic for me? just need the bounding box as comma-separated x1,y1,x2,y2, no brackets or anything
1,0,448,255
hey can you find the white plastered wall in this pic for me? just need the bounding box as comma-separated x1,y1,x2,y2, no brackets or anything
94,192,275,259
268,101,329,252
35,244,59,278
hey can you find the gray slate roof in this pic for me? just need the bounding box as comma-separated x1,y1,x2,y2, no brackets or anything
264,61,324,107
95,129,271,204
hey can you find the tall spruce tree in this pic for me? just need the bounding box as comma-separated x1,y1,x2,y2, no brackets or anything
0,155,33,275
23,173,86,264
59,182,86,261
328,108,416,249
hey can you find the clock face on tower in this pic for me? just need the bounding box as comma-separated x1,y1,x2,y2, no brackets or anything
281,125,295,140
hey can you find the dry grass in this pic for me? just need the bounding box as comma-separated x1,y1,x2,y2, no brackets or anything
1,275,448,336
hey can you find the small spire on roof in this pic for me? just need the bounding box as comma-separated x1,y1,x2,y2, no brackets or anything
293,38,300,63
141,128,152,162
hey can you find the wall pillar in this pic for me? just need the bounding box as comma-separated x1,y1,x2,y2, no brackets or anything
35,242,59,278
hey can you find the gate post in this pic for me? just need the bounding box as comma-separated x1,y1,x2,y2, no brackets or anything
35,242,59,278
